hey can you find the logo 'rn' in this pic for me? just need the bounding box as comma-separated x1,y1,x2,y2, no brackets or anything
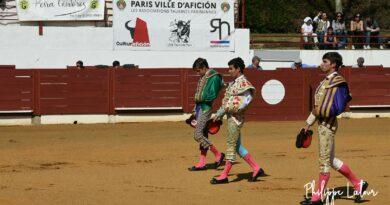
210,18,230,40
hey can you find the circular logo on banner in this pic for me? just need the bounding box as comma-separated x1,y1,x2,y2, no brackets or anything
19,0,29,10
116,0,126,10
221,2,230,12
90,0,99,9
261,80,285,105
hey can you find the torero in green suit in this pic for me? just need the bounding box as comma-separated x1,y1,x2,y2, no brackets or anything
194,69,223,112
188,58,225,171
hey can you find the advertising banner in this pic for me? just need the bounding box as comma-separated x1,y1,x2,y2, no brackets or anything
113,0,235,51
16,0,105,21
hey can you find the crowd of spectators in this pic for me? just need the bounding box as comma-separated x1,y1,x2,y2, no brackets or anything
73,60,124,69
301,11,387,50
246,55,375,70
74,54,375,71
72,60,140,69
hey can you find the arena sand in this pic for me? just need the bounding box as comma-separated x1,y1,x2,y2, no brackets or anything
0,118,389,205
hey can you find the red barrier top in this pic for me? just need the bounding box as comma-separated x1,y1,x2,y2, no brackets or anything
0,67,388,121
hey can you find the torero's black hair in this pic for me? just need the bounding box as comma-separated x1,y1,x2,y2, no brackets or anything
228,57,245,73
192,58,209,69
322,52,343,69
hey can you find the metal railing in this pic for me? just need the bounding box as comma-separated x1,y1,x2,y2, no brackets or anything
251,34,389,50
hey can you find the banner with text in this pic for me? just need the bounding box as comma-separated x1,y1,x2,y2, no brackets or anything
16,0,105,21
113,0,235,51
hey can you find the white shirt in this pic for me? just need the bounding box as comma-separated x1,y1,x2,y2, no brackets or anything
238,91,253,110
301,24,313,35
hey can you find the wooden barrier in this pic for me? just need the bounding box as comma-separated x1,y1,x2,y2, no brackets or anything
113,68,183,111
0,70,34,113
187,69,311,120
245,69,309,120
0,67,388,121
0,65,16,69
349,67,390,107
38,69,110,114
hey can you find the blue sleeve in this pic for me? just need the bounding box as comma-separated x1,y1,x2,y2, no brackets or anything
195,104,202,120
302,64,317,68
330,84,352,116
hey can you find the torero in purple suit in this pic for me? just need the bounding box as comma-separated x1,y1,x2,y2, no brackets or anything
302,52,369,205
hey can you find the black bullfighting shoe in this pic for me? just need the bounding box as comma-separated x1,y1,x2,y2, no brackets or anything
248,168,265,182
354,181,369,203
214,153,225,168
188,166,207,171
210,177,229,184
300,199,323,205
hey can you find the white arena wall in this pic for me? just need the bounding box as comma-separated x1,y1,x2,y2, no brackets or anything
300,50,390,68
255,50,390,70
0,25,389,69
0,26,251,69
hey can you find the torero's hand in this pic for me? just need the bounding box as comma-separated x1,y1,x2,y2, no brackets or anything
212,107,225,121
211,114,219,122
303,124,311,133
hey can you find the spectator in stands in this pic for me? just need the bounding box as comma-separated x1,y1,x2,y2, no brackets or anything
352,57,365,68
113,60,120,68
76,60,84,69
332,12,347,49
247,56,263,70
324,27,337,50
123,64,137,69
350,13,364,49
364,17,384,49
291,59,315,69
313,12,330,49
301,17,318,49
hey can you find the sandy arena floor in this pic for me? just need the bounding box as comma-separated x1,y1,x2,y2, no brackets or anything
0,118,389,205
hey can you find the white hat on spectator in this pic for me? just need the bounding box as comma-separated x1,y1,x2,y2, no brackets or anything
304,17,312,23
